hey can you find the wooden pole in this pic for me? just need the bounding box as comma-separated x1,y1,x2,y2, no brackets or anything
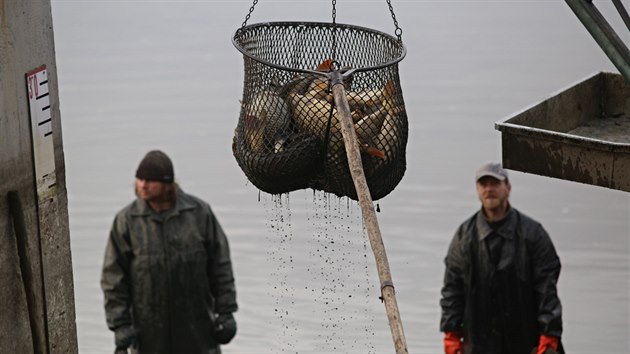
330,72,408,354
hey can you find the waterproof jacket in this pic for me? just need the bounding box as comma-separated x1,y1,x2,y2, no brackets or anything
440,207,563,354
101,188,237,354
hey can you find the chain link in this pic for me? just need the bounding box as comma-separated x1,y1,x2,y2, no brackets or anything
331,0,338,66
239,0,401,47
241,0,259,29
386,0,403,42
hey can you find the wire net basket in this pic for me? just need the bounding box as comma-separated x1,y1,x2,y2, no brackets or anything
232,21,407,200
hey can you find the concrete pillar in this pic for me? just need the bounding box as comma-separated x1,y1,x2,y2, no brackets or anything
1,0,78,353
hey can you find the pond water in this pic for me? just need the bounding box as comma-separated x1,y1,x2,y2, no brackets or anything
51,1,629,353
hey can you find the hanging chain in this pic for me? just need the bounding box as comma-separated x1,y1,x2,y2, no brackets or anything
240,0,402,43
331,0,338,67
241,0,259,29
386,0,403,42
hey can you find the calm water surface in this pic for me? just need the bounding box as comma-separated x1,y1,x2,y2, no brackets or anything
51,1,629,353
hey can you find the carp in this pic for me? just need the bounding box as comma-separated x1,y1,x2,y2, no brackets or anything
241,90,292,153
288,91,385,159
354,104,389,145
374,105,405,163
346,79,396,114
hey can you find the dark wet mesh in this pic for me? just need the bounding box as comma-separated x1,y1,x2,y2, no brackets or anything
232,22,408,200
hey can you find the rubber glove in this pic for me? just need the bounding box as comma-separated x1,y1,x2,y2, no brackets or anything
443,331,463,354
536,334,559,354
214,313,237,344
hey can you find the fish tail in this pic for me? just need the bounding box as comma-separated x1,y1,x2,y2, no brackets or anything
364,145,385,159
316,58,334,72
383,79,395,99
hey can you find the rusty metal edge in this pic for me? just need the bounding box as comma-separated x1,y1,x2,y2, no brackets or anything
495,71,630,153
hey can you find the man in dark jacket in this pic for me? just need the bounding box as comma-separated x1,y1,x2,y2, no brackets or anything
101,150,238,354
440,162,563,354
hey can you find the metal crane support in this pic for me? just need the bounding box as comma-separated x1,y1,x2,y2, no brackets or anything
565,0,630,84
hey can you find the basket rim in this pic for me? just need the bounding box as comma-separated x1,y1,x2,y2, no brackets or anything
232,21,406,75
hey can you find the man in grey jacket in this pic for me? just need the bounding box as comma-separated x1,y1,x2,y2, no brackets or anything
440,162,563,354
101,150,238,354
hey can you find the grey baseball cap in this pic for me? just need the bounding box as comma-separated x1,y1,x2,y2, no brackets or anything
475,161,508,182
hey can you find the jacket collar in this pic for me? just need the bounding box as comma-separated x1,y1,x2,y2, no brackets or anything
476,206,517,241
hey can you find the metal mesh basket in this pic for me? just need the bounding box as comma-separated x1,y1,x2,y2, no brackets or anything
232,21,408,200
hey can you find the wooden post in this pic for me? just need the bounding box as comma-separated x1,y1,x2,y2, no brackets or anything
330,72,408,354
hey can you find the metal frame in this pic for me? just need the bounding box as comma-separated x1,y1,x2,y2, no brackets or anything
565,0,630,83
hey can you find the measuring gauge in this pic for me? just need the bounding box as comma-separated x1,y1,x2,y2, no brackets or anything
26,65,57,202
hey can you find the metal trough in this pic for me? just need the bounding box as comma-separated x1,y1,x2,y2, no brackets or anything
495,72,630,192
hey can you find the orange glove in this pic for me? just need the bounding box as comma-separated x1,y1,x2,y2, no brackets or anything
536,334,559,354
443,331,463,354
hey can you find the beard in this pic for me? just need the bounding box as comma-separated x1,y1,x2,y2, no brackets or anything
480,194,510,215
482,197,502,210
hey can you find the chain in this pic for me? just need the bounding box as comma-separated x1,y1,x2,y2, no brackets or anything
386,0,403,42
241,0,259,29
331,0,338,66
